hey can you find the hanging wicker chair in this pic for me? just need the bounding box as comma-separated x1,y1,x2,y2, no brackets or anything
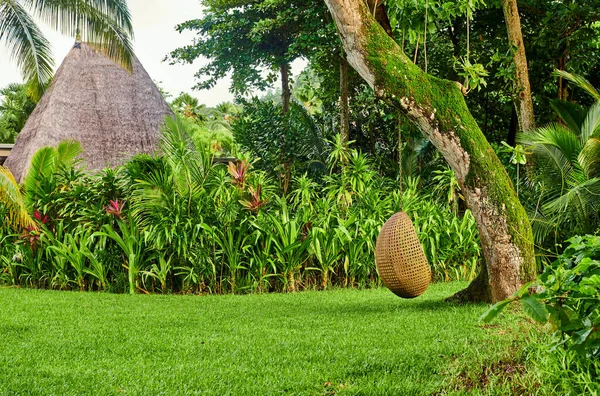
375,212,431,298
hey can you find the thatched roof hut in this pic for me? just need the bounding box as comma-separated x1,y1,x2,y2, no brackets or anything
4,42,173,181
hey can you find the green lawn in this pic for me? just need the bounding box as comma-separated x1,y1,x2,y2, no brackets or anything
0,283,543,395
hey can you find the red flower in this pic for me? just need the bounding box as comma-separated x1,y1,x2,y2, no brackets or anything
34,210,49,224
105,199,125,219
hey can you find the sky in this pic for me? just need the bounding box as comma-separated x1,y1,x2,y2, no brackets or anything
0,0,304,107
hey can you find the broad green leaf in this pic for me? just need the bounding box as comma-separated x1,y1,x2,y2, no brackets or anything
572,328,593,345
520,296,549,324
479,300,511,323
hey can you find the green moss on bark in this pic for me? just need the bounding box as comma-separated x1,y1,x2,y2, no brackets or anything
361,16,535,283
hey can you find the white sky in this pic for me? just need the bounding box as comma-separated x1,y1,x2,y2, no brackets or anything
0,0,305,107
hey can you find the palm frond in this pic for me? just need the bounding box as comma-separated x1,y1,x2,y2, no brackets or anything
23,0,134,72
160,115,211,194
553,70,600,101
77,5,134,72
549,99,587,134
580,101,600,143
23,145,56,207
580,137,600,177
0,0,55,100
0,166,36,230
55,140,83,167
24,0,134,36
542,177,600,234
529,215,556,246
519,124,581,162
519,124,581,195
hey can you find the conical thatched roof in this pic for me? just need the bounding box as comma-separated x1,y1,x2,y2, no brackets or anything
4,42,173,181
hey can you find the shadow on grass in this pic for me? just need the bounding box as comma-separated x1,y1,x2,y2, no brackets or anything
306,297,470,317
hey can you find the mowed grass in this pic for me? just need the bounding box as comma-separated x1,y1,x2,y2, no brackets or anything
0,283,542,395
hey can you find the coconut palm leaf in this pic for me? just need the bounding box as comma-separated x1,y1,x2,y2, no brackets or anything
25,0,134,70
77,8,134,72
0,166,35,230
25,0,134,36
519,124,581,193
580,101,600,143
1,0,134,99
554,70,600,101
542,178,600,234
549,99,586,134
580,137,600,177
23,145,55,206
55,140,83,167
0,0,55,99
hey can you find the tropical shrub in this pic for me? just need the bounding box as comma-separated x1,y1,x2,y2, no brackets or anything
0,121,483,294
232,98,328,188
482,234,600,394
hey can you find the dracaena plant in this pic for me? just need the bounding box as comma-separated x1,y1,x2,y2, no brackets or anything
227,159,250,188
94,214,146,295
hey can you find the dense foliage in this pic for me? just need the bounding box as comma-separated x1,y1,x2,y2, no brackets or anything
0,118,481,294
0,83,36,143
482,235,600,394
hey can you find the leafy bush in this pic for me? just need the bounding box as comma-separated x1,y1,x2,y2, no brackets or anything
482,235,600,393
232,98,327,184
1,122,483,294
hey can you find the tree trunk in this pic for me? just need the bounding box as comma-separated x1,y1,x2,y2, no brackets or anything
280,62,292,193
324,0,536,302
502,0,535,132
281,63,291,114
340,56,350,143
557,54,569,101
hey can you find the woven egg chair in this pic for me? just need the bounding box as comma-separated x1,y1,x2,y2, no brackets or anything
375,212,431,298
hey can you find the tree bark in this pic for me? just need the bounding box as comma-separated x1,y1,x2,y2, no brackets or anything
280,62,292,193
324,0,536,302
281,63,291,114
340,56,350,144
502,0,535,132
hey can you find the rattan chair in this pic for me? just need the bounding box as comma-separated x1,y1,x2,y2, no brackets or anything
375,212,431,298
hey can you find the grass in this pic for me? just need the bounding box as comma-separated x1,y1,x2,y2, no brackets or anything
0,282,544,395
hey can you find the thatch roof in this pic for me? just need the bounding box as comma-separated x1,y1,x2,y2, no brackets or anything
4,42,173,181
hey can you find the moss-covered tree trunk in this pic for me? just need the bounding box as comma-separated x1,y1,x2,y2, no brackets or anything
324,0,535,302
502,0,535,133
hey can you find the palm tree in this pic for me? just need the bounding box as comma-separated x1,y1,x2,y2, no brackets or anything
171,93,209,123
519,71,600,243
0,0,134,99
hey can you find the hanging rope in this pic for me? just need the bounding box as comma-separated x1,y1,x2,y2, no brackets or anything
413,34,420,64
424,0,429,73
398,118,403,208
466,3,470,64
372,0,379,17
